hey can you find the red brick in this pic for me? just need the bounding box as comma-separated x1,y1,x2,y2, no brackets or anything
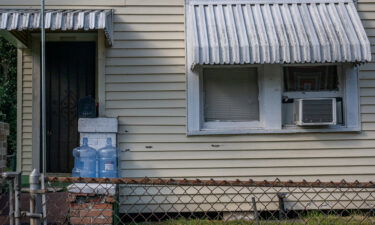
79,210,99,217
92,217,113,224
105,196,115,203
70,215,113,225
69,210,80,217
70,216,92,225
70,203,94,210
88,197,107,203
80,209,112,217
101,210,113,217
93,203,112,209
67,195,77,203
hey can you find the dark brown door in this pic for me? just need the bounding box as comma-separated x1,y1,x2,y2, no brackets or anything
46,42,96,173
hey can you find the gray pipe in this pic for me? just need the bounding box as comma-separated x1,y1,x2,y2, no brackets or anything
29,169,41,225
3,172,22,225
40,0,46,176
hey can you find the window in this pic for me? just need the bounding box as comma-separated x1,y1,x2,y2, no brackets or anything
187,64,360,135
284,66,339,92
203,68,259,123
186,0,368,135
282,65,345,126
199,67,263,130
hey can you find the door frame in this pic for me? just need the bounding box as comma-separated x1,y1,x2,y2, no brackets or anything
31,32,106,174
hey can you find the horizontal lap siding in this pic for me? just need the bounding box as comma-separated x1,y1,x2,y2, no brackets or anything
111,0,375,182
106,1,187,178
7,0,375,179
360,0,375,185
21,49,32,173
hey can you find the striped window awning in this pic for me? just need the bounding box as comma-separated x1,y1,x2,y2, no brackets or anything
0,9,113,46
188,0,371,66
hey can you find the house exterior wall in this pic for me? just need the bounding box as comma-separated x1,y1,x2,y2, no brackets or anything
4,0,375,180
17,48,33,173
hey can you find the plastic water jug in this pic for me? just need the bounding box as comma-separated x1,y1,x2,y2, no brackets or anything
72,137,97,177
98,138,118,178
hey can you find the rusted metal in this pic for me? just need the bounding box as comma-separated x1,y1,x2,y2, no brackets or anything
45,176,375,189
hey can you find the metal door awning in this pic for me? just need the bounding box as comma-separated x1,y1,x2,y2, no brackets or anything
0,9,113,46
188,0,371,66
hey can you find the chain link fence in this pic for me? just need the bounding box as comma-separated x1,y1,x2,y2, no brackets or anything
39,177,375,225
2,175,375,224
0,177,11,225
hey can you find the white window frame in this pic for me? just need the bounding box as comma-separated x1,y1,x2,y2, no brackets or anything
281,64,360,131
187,64,283,135
187,63,360,135
282,65,344,100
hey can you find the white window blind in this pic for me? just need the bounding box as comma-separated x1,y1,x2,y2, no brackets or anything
203,68,259,122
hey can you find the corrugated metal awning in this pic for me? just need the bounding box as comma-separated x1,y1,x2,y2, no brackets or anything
188,0,371,66
0,9,113,46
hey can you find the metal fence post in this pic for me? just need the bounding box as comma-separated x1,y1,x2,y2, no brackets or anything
3,171,22,225
29,169,42,225
13,172,21,225
8,179,14,225
41,173,47,225
252,197,259,225
277,192,287,220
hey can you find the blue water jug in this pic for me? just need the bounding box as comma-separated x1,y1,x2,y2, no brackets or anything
98,138,118,178
72,137,97,177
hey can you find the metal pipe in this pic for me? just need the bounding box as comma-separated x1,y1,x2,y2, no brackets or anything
2,172,22,225
252,197,259,225
8,180,14,225
277,193,287,220
40,0,46,176
29,169,42,225
41,174,47,225
14,173,21,225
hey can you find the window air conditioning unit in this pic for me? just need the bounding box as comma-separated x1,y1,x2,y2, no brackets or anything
294,98,337,126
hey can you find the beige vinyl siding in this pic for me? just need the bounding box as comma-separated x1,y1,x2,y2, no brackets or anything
20,49,33,173
1,0,39,177
7,0,375,180
112,0,375,182
105,1,187,183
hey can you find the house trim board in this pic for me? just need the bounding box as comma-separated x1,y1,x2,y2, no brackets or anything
30,32,102,173
31,35,40,171
16,48,23,172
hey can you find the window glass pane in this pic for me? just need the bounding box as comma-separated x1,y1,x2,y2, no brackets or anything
203,68,259,122
284,66,338,91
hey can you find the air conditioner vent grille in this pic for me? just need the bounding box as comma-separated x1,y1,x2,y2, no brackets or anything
294,98,337,126
302,99,333,123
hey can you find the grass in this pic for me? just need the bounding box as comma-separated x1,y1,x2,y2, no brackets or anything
144,213,375,225
151,217,374,225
